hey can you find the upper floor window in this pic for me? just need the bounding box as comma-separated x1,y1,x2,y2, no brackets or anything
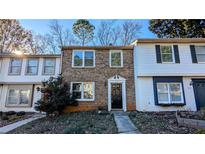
26,58,39,75
195,46,205,63
110,50,123,67
72,50,95,67
9,58,22,75
160,45,174,63
43,58,55,75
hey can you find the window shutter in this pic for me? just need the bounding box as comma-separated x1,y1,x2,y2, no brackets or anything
155,45,161,63
190,45,197,63
173,45,180,63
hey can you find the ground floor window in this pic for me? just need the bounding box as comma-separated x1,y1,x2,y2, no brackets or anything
153,77,185,106
6,85,32,107
71,82,95,101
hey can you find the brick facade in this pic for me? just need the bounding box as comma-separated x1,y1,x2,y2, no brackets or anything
62,46,135,112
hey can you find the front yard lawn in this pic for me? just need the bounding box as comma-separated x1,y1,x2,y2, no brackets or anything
9,111,117,134
129,111,203,134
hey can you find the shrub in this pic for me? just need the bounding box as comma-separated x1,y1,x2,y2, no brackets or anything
5,111,16,116
64,127,85,134
1,116,9,120
16,111,26,116
35,75,78,116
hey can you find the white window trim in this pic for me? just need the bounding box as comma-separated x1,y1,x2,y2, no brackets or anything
72,50,95,68
70,82,95,101
8,58,22,75
195,45,205,64
157,82,184,104
109,50,123,68
6,86,32,107
25,58,39,75
160,45,175,64
42,58,56,75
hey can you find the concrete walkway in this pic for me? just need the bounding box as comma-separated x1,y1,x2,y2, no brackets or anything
113,112,141,134
0,113,45,134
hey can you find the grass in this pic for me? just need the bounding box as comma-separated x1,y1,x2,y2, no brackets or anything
9,111,118,134
129,111,203,134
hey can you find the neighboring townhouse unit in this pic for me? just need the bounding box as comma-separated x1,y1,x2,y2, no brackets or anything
0,53,61,112
133,38,205,111
61,46,136,112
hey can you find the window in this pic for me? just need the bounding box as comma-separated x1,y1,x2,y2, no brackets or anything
6,85,32,107
26,58,38,75
110,50,123,67
43,58,55,75
157,82,184,105
195,46,205,63
160,46,174,63
71,82,94,101
9,58,22,75
72,50,95,67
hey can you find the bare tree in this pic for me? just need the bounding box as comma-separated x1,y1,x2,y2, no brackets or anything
0,19,33,53
96,20,121,46
120,20,141,45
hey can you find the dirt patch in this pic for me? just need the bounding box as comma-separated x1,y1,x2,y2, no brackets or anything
9,111,118,134
129,111,202,134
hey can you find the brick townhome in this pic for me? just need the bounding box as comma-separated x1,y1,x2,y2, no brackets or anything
61,46,136,112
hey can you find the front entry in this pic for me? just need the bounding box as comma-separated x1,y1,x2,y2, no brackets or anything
111,83,122,109
193,79,205,110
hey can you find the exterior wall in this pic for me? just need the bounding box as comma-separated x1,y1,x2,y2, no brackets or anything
0,57,61,83
136,76,197,111
0,84,42,112
0,56,61,112
135,44,205,76
62,48,135,112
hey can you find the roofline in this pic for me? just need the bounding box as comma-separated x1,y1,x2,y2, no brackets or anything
61,46,134,50
0,54,61,58
131,38,205,44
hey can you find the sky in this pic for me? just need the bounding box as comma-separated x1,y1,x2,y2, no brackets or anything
19,19,156,38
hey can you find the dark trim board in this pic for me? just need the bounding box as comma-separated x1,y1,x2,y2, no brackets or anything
153,76,186,106
192,79,205,111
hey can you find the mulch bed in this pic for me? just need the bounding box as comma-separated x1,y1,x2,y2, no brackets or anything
129,111,204,134
9,111,118,134
0,112,34,128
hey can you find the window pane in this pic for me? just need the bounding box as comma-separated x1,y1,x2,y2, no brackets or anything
11,59,22,67
44,66,54,74
83,83,93,99
27,66,38,74
197,55,205,62
72,83,82,91
111,52,121,66
170,83,182,102
161,54,173,62
73,92,81,99
28,59,38,66
10,66,21,74
158,93,169,102
7,89,19,104
45,59,55,66
161,46,173,62
85,51,94,66
195,46,205,54
74,51,83,66
19,90,30,104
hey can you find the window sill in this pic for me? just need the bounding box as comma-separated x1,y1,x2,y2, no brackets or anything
72,66,95,68
76,99,95,101
157,103,185,107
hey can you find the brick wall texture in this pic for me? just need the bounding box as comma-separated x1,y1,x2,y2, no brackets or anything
62,47,135,112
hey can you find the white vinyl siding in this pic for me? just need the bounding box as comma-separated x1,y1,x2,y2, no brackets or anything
71,82,95,101
72,50,95,67
195,46,205,63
